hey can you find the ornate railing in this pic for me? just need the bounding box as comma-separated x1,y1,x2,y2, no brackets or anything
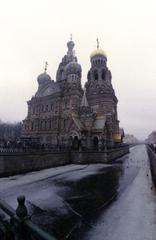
0,195,56,240
0,143,129,154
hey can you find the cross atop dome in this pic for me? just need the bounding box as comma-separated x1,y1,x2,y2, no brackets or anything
44,61,48,72
96,38,99,49
70,33,73,41
90,39,107,58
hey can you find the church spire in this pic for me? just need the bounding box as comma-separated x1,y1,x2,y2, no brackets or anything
66,35,77,62
81,88,89,107
67,35,75,55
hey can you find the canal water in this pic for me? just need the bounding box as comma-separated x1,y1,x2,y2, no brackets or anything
28,164,123,239
1,145,156,240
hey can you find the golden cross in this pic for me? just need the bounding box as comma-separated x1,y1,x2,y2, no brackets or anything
44,61,48,72
96,38,99,48
70,33,72,41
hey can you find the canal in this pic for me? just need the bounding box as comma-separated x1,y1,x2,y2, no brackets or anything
0,145,156,239
83,145,156,240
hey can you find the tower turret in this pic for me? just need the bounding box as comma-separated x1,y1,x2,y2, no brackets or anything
65,60,82,88
37,62,51,86
56,35,78,82
86,39,117,115
87,39,111,84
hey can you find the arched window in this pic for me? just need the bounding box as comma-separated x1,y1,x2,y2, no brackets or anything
64,119,66,129
40,121,43,130
31,122,34,130
51,104,53,111
102,69,105,80
45,121,47,130
72,136,79,150
60,69,64,79
94,69,98,80
93,136,99,150
87,71,91,81
49,120,51,129
65,100,68,109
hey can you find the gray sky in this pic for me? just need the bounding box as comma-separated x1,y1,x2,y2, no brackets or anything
0,0,156,140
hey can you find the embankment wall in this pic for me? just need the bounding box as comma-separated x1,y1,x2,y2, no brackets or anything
0,152,70,177
0,146,129,177
146,146,156,187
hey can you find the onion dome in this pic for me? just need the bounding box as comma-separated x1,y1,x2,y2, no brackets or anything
65,61,82,76
90,39,107,58
90,48,107,58
67,34,75,50
67,40,75,51
37,72,51,85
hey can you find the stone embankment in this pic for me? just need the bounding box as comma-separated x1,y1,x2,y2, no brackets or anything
0,146,129,177
146,145,156,187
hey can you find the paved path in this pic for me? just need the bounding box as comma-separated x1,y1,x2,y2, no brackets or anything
83,145,156,240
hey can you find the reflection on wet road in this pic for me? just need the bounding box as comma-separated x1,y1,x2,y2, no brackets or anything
83,145,156,240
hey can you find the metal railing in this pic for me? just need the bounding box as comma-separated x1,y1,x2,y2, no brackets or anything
0,195,57,240
0,143,129,154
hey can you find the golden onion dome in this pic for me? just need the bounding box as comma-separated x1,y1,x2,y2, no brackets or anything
90,48,107,58
113,134,122,143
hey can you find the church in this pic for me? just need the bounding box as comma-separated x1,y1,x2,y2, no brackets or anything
22,38,121,150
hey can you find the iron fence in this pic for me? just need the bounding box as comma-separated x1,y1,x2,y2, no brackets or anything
0,195,56,240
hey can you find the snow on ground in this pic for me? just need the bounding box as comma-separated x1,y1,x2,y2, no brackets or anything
0,163,114,210
0,164,87,192
84,145,156,240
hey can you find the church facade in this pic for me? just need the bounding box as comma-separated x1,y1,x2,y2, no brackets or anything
22,38,121,149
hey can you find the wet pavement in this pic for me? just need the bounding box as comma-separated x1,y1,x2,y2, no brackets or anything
83,145,156,240
0,145,156,239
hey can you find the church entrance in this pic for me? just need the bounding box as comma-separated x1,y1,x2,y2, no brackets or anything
72,136,79,150
93,136,99,150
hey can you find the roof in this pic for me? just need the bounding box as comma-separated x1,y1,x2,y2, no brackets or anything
35,81,60,98
81,89,89,107
72,114,85,131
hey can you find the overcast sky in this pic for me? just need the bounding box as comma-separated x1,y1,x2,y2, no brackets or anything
0,0,156,140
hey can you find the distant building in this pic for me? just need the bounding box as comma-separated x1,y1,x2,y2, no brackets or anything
147,131,156,145
22,38,121,149
0,121,22,147
123,134,139,144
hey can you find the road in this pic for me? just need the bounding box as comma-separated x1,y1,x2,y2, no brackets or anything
0,144,156,239
83,145,156,240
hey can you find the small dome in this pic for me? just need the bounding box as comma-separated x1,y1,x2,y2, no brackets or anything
65,61,82,76
90,48,107,58
37,72,51,84
67,40,75,50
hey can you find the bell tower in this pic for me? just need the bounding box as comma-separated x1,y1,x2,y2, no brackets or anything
86,40,117,115
85,40,119,137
